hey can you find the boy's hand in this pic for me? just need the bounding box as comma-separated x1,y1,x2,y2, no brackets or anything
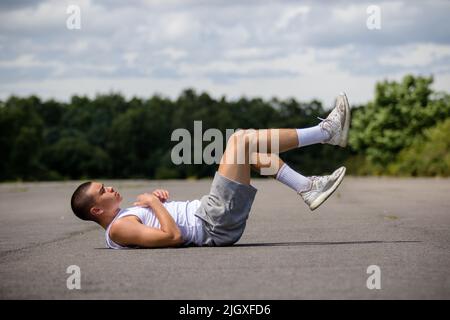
152,189,169,202
134,193,159,208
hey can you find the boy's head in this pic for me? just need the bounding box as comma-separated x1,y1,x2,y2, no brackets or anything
71,181,123,223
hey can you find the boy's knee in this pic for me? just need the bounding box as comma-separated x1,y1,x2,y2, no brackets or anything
228,129,257,148
229,129,246,142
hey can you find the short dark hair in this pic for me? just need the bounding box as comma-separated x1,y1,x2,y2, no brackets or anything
71,182,96,221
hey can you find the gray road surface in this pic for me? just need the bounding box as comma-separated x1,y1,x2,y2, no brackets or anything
0,177,449,299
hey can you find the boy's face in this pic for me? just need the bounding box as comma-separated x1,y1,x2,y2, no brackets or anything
88,182,123,217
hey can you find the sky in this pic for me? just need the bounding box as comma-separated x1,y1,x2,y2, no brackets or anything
1,0,449,107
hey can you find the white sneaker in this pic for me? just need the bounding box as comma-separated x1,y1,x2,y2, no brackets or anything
299,166,346,211
319,92,350,147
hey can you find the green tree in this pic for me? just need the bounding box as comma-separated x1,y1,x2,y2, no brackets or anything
42,137,111,179
350,75,450,169
2,76,448,181
0,96,46,180
388,118,450,176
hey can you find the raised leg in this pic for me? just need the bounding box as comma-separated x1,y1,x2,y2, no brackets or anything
218,130,252,185
217,93,351,209
250,153,284,177
218,129,296,185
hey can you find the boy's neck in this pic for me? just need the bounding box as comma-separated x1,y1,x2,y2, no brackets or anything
99,207,121,230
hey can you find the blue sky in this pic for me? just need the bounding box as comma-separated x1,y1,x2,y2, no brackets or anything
1,0,449,107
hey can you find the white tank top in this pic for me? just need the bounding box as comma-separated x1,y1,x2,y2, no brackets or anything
105,200,204,249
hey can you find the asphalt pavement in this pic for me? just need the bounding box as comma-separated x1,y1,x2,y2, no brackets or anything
0,177,449,299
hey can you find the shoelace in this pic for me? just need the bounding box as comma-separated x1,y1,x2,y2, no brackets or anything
308,176,323,188
317,116,333,139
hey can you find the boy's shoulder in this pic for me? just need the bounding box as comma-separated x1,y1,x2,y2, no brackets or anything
113,206,148,227
122,206,149,214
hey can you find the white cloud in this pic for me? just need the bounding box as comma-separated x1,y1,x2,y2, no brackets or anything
157,48,187,61
224,47,281,60
0,0,63,32
332,4,364,23
123,52,138,67
0,54,40,68
275,5,310,30
159,12,201,41
378,43,450,67
0,0,449,105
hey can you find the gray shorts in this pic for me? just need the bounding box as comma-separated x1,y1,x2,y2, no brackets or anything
195,171,258,246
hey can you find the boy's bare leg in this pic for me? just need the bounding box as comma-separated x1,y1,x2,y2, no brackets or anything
218,93,350,209
218,130,252,185
217,92,350,185
245,129,299,153
250,152,284,177
217,130,347,211
218,129,296,185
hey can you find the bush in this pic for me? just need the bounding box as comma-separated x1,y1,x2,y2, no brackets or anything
350,75,450,167
388,118,450,176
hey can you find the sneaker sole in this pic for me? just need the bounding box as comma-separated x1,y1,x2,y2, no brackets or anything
309,167,346,211
338,93,350,147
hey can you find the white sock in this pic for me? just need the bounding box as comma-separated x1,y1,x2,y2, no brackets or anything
296,125,330,147
275,163,311,193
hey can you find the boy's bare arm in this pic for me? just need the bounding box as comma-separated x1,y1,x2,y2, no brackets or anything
134,191,181,238
110,216,183,248
109,190,183,248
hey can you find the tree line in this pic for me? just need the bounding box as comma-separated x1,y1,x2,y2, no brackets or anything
0,74,449,181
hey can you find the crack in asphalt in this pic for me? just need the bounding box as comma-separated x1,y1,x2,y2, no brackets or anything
0,226,100,260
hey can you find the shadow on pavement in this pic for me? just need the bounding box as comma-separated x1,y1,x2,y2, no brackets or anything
93,240,421,250
233,240,421,247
